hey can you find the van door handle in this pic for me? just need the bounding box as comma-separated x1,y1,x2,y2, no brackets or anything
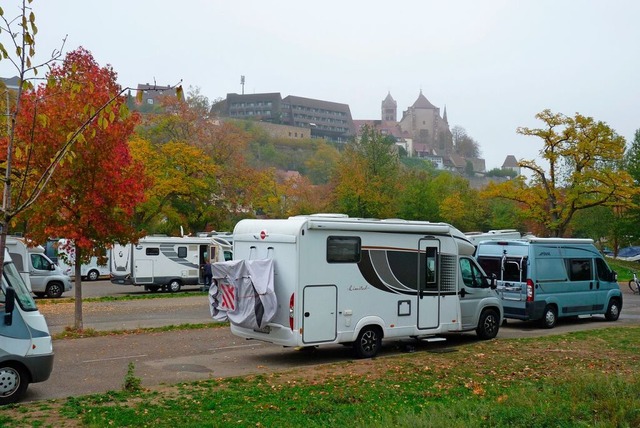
589,282,593,290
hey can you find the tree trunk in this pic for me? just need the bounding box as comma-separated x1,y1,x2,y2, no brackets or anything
74,245,83,330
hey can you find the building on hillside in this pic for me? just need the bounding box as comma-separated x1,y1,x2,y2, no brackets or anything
128,83,184,113
213,93,355,142
353,91,486,174
254,122,310,139
502,155,521,175
398,90,453,154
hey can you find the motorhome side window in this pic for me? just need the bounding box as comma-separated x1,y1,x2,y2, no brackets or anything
326,236,361,263
566,259,592,282
146,248,160,256
535,258,567,281
177,247,187,258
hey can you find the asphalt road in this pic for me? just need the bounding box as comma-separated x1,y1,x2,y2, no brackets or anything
22,280,640,403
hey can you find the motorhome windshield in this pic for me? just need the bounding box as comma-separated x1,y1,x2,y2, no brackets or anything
2,261,37,311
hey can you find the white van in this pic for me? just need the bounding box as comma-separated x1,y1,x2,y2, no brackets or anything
6,237,73,298
1,250,54,405
211,214,503,359
110,235,231,293
475,238,623,328
53,239,110,281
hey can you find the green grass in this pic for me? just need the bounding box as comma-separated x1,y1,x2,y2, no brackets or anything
37,291,208,306
606,257,640,282
2,327,639,427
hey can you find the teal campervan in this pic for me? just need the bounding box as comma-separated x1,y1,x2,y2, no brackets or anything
475,238,622,328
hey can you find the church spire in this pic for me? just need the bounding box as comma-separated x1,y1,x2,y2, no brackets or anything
443,105,448,123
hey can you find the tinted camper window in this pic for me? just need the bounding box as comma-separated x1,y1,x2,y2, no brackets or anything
177,247,187,258
327,236,360,263
535,258,567,281
567,259,592,281
146,248,160,256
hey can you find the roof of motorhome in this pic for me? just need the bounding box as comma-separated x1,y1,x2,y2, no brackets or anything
234,214,470,239
478,237,595,245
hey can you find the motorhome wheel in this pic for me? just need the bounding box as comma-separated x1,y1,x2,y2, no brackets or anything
45,282,64,298
168,280,182,293
605,298,621,321
540,305,557,329
476,309,500,340
86,269,100,281
353,326,382,359
0,363,29,405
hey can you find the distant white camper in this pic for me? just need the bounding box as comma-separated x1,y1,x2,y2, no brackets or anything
6,236,73,298
465,229,522,246
110,235,232,293
211,214,503,359
52,239,111,281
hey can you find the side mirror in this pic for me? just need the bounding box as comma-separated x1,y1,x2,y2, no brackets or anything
50,262,57,271
4,286,16,325
490,273,497,290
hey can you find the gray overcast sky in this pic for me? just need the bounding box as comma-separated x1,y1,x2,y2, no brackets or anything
3,0,639,169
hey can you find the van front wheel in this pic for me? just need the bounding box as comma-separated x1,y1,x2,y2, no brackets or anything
0,363,29,405
476,309,500,339
353,326,382,359
605,299,621,321
46,282,64,298
540,305,557,329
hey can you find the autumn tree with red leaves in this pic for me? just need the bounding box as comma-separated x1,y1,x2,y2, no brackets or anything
13,47,146,328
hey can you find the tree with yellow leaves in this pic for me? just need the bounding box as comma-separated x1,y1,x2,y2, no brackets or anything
483,110,637,237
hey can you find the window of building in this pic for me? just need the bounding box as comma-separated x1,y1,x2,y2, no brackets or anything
147,99,154,105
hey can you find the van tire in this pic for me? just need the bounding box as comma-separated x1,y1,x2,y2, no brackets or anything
476,309,500,340
605,298,621,321
167,280,182,293
45,282,64,298
540,305,557,329
0,363,29,405
86,269,100,281
353,326,382,359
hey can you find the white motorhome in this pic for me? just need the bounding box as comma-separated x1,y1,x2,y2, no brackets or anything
1,250,54,405
110,235,232,293
212,214,503,359
52,239,110,281
6,237,73,298
465,229,522,246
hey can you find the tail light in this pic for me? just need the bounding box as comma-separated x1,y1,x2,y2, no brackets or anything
526,279,534,302
289,293,295,330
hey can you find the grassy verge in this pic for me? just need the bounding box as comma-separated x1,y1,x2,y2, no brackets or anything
52,322,228,340
2,327,639,427
37,291,207,306
606,257,640,282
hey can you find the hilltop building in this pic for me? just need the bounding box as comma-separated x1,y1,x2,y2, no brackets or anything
212,93,355,142
354,91,485,174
